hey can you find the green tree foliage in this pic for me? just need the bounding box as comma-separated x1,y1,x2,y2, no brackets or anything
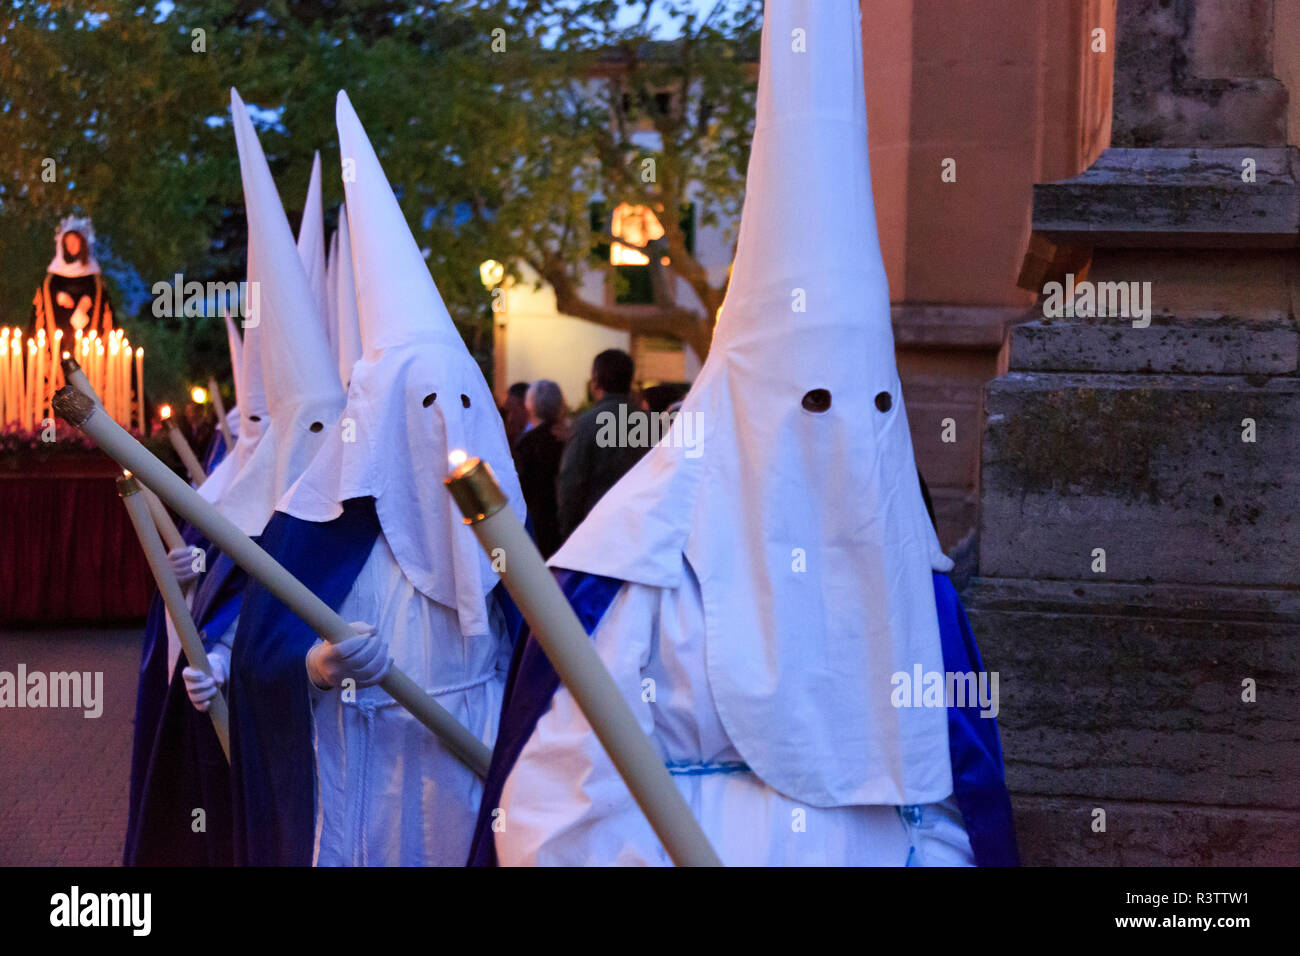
0,0,758,403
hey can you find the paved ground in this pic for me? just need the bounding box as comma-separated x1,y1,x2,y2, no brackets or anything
0,627,140,866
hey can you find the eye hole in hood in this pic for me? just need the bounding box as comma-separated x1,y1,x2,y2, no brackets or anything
801,388,831,413
422,392,437,407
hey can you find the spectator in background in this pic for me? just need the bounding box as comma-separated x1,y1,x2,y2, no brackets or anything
512,380,570,558
501,381,530,448
555,349,647,542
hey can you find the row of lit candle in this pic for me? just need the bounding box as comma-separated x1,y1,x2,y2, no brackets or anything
0,327,144,434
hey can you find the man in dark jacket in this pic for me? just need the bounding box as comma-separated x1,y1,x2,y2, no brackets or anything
555,349,647,542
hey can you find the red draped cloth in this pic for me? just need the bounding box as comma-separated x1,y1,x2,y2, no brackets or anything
0,454,153,625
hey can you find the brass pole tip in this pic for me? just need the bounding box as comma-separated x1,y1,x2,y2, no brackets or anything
52,385,96,426
61,356,82,376
444,456,508,525
116,473,142,497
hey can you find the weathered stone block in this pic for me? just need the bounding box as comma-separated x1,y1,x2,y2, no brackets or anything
1032,147,1300,248
1011,321,1300,374
966,578,1300,812
1009,795,1300,865
979,371,1300,587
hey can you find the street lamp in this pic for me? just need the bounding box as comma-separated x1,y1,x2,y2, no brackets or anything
479,259,504,289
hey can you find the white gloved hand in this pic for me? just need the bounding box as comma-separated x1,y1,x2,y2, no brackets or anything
168,546,200,586
305,623,391,691
182,650,229,713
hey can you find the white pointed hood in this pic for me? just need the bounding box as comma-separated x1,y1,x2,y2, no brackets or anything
196,311,253,505
281,90,525,639
334,204,364,387
297,151,335,363
224,310,244,407
550,0,953,809
216,89,346,537
326,219,341,382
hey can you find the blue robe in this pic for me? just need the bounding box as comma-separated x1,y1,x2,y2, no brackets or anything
228,498,381,866
123,531,246,866
228,497,524,866
467,571,1019,866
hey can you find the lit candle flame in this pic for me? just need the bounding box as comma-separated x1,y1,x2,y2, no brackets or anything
448,449,468,469
160,404,172,420
191,386,208,404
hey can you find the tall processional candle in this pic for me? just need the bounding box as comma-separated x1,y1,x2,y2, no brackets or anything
52,385,492,778
119,340,131,427
94,339,105,400
10,334,23,427
34,334,46,425
0,331,8,427
209,376,233,450
118,472,230,761
25,338,36,432
160,404,205,486
52,331,64,393
105,336,118,422
136,347,145,434
444,455,723,868
13,332,23,426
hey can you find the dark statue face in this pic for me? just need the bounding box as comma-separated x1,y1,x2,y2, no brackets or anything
61,231,88,264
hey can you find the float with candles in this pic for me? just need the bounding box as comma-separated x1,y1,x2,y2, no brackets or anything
0,328,211,627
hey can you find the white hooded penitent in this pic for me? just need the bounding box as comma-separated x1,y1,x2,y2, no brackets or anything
333,204,363,388
297,151,335,363
225,310,244,409
548,0,954,808
281,90,525,640
196,310,260,506
217,89,346,537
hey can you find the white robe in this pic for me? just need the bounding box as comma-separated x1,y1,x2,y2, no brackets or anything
497,558,974,866
311,533,510,866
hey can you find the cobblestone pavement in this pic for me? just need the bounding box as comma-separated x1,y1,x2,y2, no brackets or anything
0,627,141,866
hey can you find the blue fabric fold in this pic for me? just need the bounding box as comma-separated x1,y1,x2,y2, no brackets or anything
467,571,1018,866
466,570,624,866
227,498,381,866
933,573,1020,866
123,526,237,866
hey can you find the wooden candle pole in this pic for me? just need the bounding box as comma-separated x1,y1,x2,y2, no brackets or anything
162,415,206,487
444,456,723,867
118,473,231,760
208,376,234,451
53,386,491,778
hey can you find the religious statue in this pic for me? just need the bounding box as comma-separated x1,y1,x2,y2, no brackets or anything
31,216,115,341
